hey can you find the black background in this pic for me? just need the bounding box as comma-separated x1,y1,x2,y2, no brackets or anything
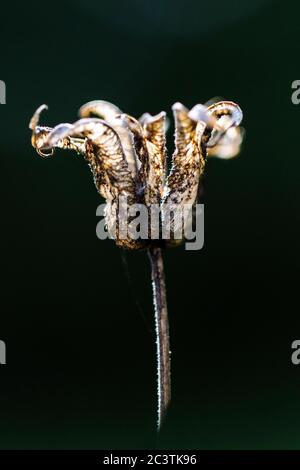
0,0,299,449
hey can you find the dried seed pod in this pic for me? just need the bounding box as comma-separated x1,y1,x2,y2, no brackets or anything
30,100,243,249
30,98,244,430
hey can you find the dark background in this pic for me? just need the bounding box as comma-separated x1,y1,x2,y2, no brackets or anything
0,0,299,449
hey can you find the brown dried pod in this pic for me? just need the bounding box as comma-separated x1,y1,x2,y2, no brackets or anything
30,99,243,429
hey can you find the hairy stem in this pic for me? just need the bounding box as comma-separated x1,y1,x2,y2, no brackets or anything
148,245,171,430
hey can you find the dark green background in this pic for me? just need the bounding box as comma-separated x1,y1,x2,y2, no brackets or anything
0,0,299,449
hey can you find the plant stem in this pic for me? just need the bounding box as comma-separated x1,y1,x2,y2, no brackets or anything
148,245,171,430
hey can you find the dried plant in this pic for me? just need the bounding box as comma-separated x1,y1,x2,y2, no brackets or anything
29,99,243,429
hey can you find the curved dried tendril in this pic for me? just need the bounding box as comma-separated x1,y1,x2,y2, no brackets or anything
29,104,48,130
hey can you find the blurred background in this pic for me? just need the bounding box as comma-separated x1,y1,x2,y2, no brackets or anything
0,0,299,449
